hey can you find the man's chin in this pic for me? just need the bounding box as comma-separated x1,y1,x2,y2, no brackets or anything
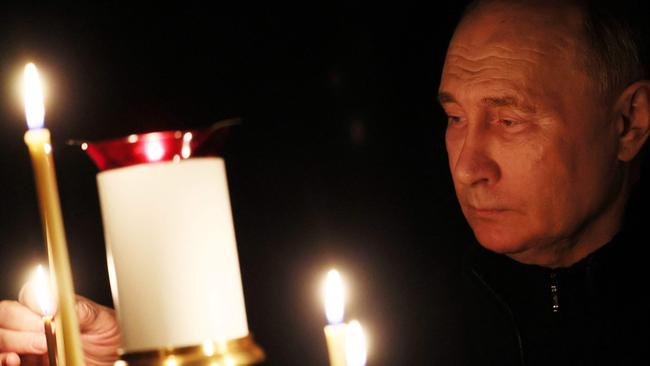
472,227,533,255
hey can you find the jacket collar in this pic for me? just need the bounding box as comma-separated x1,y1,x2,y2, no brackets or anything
463,230,632,306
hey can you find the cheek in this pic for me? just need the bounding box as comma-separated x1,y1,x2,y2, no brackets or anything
495,136,546,178
445,129,462,170
498,137,573,208
515,136,592,227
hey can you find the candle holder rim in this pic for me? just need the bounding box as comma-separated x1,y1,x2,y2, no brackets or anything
68,118,241,171
65,117,241,147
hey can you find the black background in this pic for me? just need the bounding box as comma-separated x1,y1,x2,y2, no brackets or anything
0,3,475,365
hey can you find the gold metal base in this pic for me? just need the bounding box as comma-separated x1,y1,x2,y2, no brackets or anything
118,335,265,366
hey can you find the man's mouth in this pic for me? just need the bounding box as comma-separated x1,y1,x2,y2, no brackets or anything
467,204,509,216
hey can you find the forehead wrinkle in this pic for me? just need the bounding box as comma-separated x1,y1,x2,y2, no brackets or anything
442,50,537,86
444,54,533,76
441,40,585,112
449,18,582,71
446,41,567,68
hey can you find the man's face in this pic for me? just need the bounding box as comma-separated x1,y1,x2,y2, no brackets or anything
439,4,623,259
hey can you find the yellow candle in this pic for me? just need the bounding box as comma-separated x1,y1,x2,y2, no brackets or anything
324,270,347,366
44,316,58,366
23,63,85,366
345,320,367,366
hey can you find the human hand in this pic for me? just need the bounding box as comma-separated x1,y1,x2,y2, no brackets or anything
0,279,120,366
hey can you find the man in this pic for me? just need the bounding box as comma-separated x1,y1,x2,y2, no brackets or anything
437,0,650,364
1,1,649,365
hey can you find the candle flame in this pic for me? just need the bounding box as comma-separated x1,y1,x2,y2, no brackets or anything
201,340,215,357
164,356,177,366
33,265,52,316
324,269,345,324
23,63,45,130
345,320,367,366
181,132,192,159
145,140,165,161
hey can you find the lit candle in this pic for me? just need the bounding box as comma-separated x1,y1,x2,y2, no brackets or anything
345,320,367,366
23,63,85,366
33,265,58,366
324,269,347,366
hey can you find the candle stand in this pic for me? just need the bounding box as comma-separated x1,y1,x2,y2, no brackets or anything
81,120,264,366
120,335,264,366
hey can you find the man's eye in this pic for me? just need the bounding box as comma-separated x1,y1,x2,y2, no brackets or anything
447,115,462,124
499,119,519,127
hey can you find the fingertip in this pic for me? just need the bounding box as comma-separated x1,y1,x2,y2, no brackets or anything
1,353,21,366
17,280,41,316
75,298,98,329
7,353,20,366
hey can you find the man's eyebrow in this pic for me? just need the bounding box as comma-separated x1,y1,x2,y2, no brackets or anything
438,92,537,113
481,96,536,113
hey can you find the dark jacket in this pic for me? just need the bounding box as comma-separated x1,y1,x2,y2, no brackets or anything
455,230,649,365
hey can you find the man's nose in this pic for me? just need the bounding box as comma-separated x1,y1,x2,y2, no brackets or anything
452,127,500,187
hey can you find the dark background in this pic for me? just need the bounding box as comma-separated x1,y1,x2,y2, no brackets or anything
0,3,474,365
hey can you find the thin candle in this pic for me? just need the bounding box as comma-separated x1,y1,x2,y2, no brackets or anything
23,63,85,366
323,269,347,366
34,265,58,366
345,320,367,366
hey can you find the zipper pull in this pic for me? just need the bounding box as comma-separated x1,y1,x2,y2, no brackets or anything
550,271,559,313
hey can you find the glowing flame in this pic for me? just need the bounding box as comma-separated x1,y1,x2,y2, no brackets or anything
345,320,367,366
164,356,177,366
33,265,52,316
145,140,165,161
324,269,345,324
202,340,215,357
23,63,45,130
181,132,192,159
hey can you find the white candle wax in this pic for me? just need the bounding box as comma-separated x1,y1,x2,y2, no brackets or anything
96,157,249,352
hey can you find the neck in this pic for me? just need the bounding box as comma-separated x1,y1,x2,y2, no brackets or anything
507,173,630,268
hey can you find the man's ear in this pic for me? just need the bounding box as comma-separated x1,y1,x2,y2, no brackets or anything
616,81,650,162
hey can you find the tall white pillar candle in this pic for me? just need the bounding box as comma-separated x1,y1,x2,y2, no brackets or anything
96,157,248,352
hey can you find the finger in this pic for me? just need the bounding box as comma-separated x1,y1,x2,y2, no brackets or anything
75,296,100,333
75,296,121,364
0,353,20,366
76,296,120,337
0,301,43,333
0,329,46,355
